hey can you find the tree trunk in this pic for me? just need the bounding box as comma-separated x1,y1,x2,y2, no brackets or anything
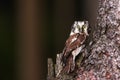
47,0,120,79
75,0,120,79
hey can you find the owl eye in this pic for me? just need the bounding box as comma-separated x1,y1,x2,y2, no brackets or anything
82,25,85,29
82,25,84,29
82,25,86,32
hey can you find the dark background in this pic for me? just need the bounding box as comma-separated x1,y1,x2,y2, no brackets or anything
0,0,98,80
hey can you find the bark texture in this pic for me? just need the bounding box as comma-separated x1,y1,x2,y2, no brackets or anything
47,0,120,80
75,0,120,79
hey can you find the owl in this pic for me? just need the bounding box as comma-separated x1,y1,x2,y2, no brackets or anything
61,21,89,74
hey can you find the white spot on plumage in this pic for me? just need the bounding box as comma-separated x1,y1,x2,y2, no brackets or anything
72,45,85,61
71,37,77,44
70,32,74,35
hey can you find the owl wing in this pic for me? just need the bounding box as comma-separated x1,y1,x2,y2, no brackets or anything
62,33,80,63
63,33,86,61
64,33,79,47
62,33,79,58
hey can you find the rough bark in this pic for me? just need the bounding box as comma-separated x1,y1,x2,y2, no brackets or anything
47,0,120,80
75,0,120,79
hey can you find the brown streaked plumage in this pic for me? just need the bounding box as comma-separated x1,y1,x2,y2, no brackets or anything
62,33,86,73
60,21,89,74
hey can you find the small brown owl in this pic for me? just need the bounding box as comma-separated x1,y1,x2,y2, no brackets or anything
61,21,89,74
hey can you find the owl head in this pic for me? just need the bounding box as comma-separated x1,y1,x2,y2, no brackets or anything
70,21,89,36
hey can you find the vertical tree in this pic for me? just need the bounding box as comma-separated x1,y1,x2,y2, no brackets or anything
76,0,120,79
48,0,120,79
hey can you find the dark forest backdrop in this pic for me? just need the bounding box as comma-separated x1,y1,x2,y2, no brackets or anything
0,0,98,80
